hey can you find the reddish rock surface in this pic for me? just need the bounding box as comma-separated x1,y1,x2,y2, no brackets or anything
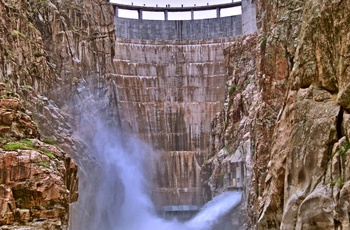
0,98,78,229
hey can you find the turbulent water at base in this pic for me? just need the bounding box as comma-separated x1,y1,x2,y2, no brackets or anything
80,121,241,230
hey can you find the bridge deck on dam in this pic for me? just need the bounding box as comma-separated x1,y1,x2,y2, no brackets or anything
111,2,243,40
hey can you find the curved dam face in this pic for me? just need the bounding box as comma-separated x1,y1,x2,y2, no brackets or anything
112,8,243,209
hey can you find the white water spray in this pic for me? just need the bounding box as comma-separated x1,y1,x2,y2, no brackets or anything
75,120,241,230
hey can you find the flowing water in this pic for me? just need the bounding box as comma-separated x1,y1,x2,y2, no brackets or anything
73,120,241,230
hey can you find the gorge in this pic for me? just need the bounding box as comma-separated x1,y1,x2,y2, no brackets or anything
1,0,350,229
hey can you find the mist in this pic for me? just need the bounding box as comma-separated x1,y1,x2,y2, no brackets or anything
68,116,242,229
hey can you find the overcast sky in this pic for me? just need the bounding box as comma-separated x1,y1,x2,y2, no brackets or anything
110,0,241,20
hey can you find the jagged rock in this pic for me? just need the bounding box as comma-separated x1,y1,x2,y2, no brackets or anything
214,0,350,229
205,0,350,229
203,33,258,228
0,98,78,229
0,98,39,139
337,83,350,112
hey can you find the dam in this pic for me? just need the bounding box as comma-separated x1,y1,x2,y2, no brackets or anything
109,0,256,210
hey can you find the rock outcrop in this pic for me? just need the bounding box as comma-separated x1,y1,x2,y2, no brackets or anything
1,0,116,141
0,0,115,227
207,0,350,229
254,0,350,229
3,0,350,228
0,98,78,229
203,33,258,228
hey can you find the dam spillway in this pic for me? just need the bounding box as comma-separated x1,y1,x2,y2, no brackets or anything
112,38,236,208
110,0,256,209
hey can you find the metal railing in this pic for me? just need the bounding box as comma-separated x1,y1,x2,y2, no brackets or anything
109,1,242,20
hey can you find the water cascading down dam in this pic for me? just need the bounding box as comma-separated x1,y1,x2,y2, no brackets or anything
104,0,255,226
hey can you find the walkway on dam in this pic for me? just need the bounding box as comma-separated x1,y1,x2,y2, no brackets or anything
110,1,242,20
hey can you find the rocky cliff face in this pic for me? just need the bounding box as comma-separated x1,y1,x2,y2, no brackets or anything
0,97,78,229
1,0,115,139
0,0,115,228
3,0,350,229
255,1,350,228
203,33,258,228
207,0,350,229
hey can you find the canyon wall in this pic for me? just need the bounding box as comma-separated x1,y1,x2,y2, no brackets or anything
207,0,350,229
254,0,350,228
0,0,116,228
0,97,78,229
4,0,350,229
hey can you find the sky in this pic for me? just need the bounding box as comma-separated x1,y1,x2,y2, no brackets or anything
110,0,241,20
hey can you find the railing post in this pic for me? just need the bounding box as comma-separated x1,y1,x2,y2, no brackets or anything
191,10,194,20
114,6,118,17
138,9,143,20
216,7,220,18
165,10,168,21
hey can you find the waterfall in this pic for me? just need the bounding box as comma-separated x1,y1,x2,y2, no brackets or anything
73,119,242,230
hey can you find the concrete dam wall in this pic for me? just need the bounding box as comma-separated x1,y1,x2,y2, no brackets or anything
111,1,255,209
115,16,242,40
113,37,237,207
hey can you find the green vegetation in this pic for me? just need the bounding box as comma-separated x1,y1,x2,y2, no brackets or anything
0,137,10,143
15,197,27,209
41,147,55,159
338,142,350,155
260,34,267,49
42,137,57,145
4,49,14,57
37,161,50,168
225,118,230,126
331,177,344,188
229,84,237,95
223,146,234,156
23,84,33,89
20,139,35,147
12,29,27,39
2,139,56,159
3,142,34,151
38,0,49,5
34,51,44,57
71,26,78,33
